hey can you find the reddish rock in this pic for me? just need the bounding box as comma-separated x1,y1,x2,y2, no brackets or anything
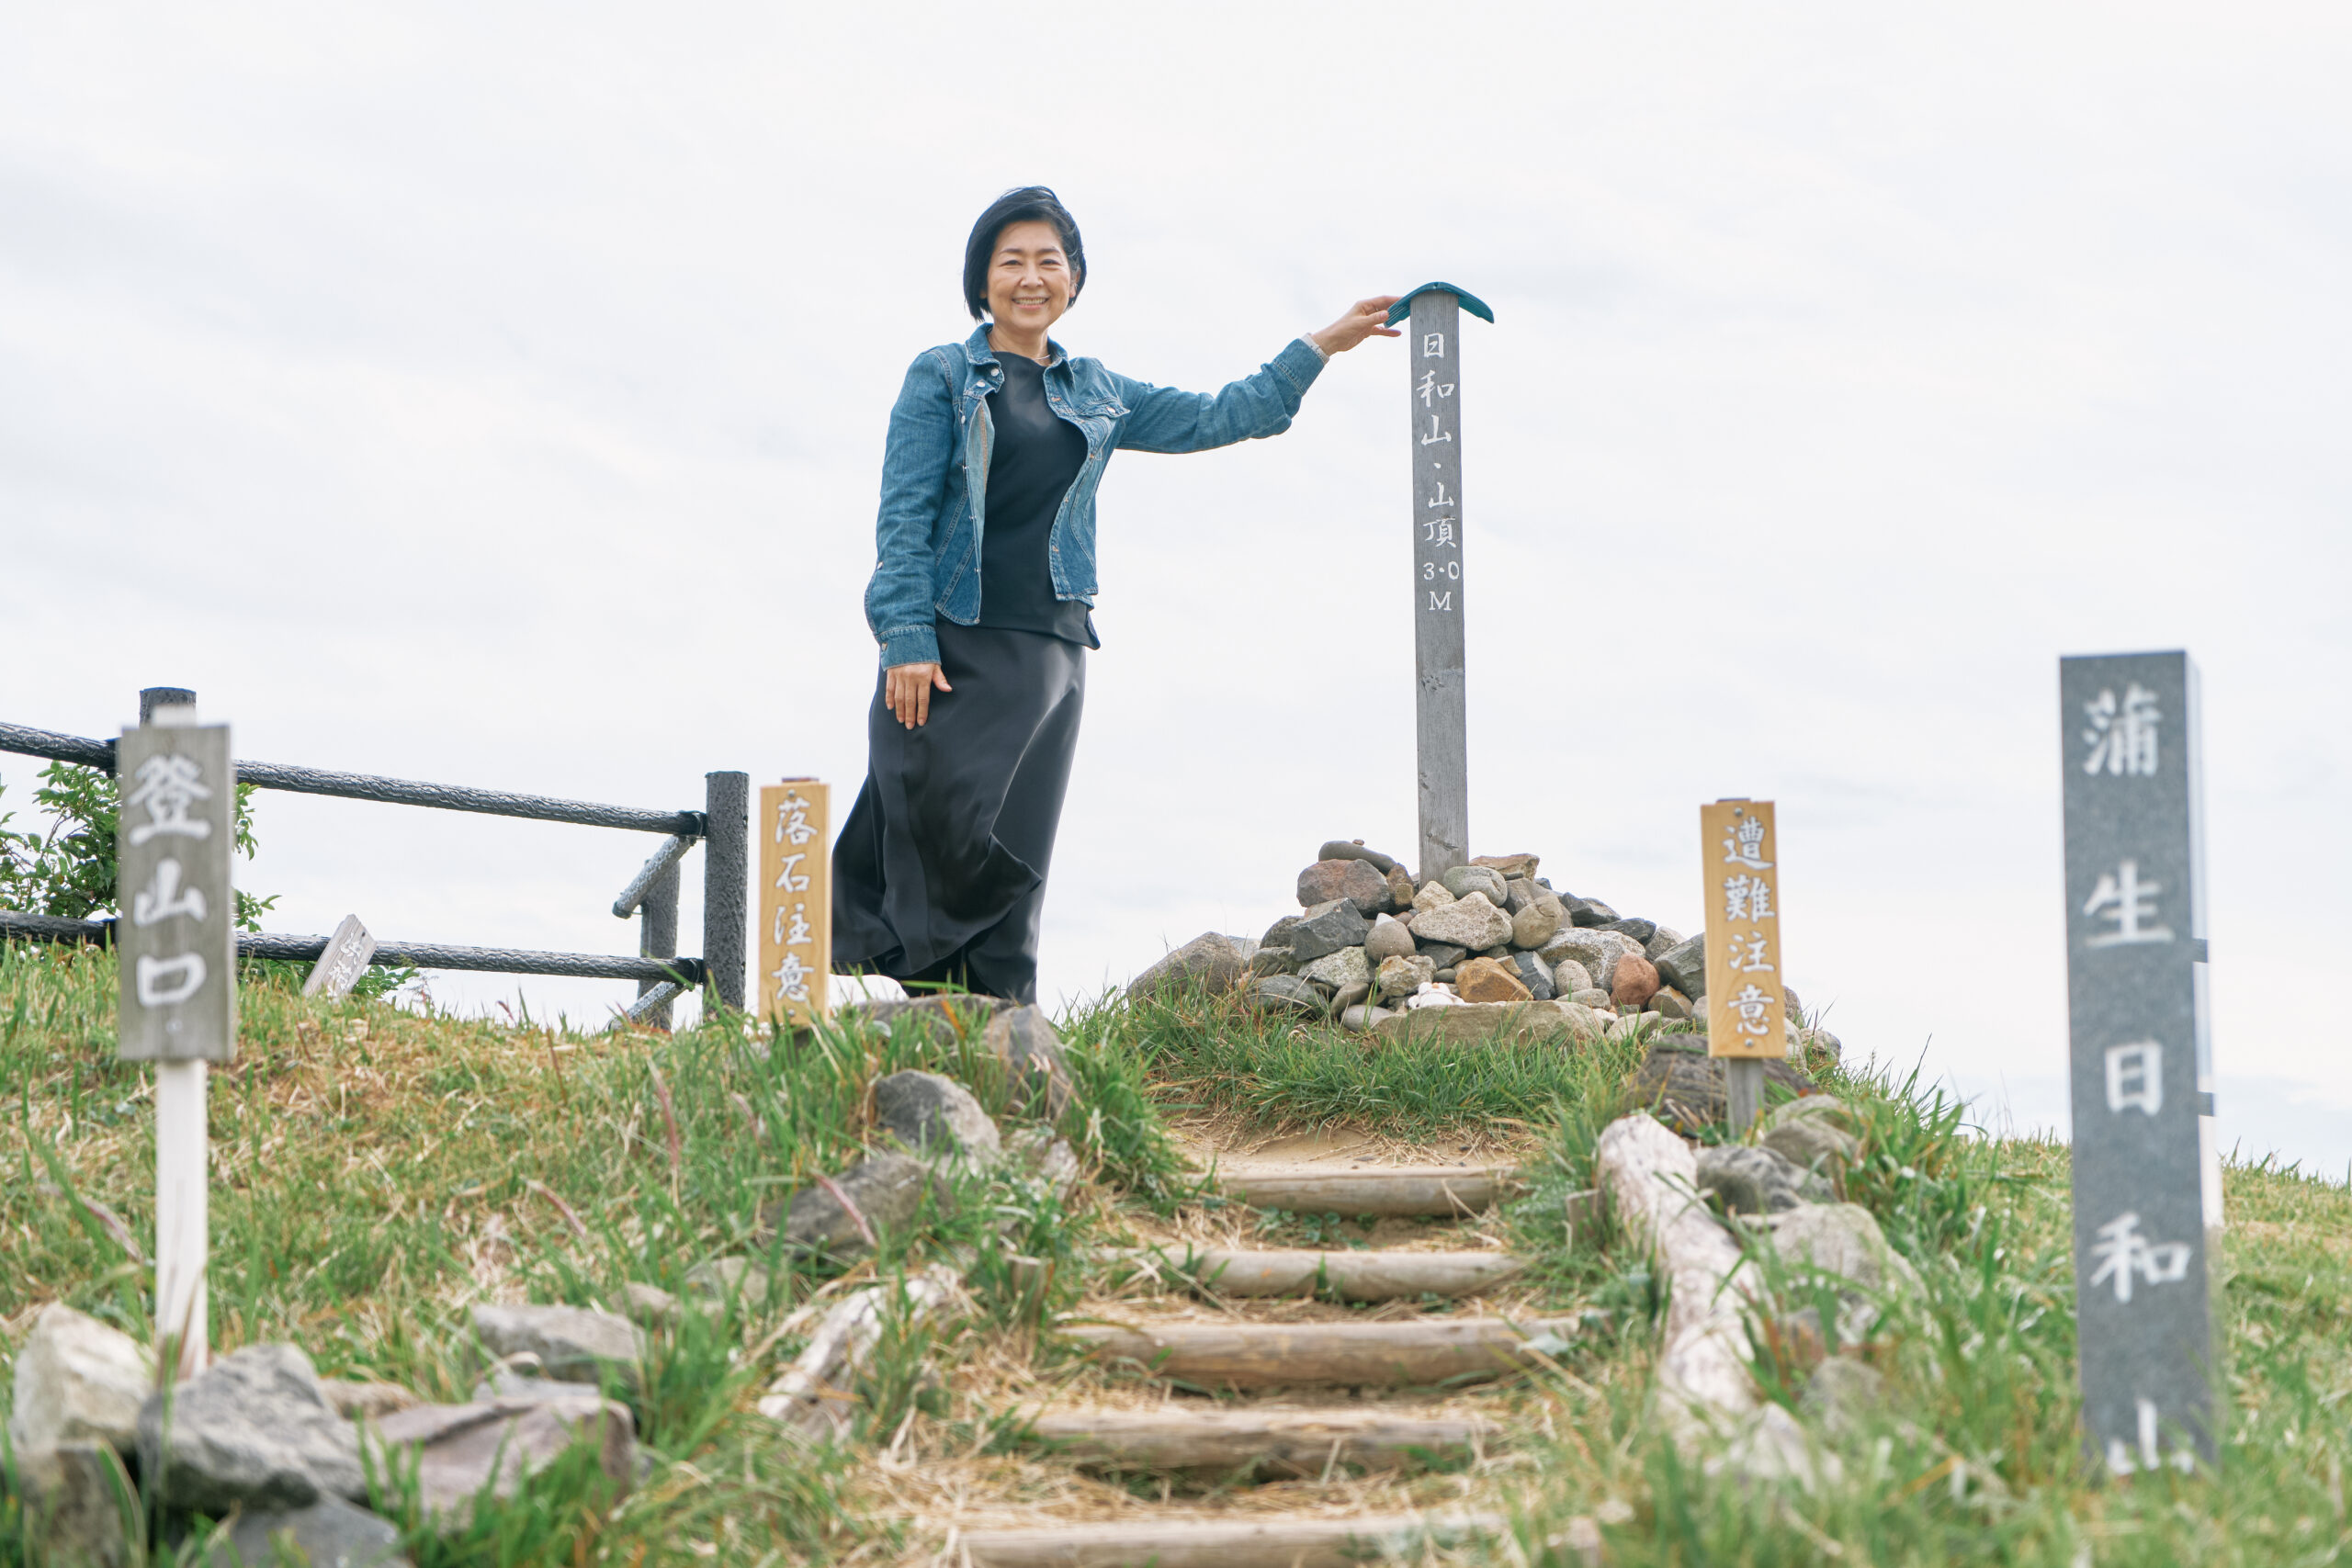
1471,852,1541,879
1453,956,1533,1004
1611,953,1661,1009
1296,858,1393,914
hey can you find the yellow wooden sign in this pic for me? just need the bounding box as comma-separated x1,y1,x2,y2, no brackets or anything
757,780,830,1028
1701,798,1787,1060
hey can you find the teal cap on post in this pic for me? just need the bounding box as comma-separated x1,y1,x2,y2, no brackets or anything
1385,282,1496,328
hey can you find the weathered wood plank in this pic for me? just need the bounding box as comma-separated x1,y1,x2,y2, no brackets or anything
1066,1316,1574,1389
1112,1247,1521,1301
1409,289,1470,886
1027,1405,1492,1473
1216,1167,1518,1218
961,1511,1503,1568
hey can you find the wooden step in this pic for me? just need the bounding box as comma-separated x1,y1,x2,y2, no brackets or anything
1112,1247,1523,1301
1026,1405,1493,1473
960,1511,1504,1567
1216,1166,1520,1218
1066,1315,1574,1389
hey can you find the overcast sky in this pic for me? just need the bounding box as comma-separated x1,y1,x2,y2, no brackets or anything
5,4,2346,1173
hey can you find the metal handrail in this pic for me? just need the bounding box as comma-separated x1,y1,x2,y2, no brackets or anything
0,721,702,837
0,699,747,1011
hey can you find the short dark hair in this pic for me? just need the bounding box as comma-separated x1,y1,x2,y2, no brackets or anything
963,186,1085,321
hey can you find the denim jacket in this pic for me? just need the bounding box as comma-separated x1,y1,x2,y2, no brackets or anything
865,325,1328,668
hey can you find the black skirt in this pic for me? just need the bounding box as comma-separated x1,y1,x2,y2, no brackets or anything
831,622,1087,1006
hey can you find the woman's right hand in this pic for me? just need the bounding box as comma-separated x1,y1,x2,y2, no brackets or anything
885,660,953,728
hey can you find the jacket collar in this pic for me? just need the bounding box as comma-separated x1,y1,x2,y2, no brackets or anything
965,323,1067,373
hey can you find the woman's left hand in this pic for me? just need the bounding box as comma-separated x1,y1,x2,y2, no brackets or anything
1311,297,1404,357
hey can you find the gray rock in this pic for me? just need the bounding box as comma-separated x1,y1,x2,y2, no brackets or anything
1296,858,1393,915
1249,974,1326,1017
1767,1203,1913,1297
1568,987,1612,1010
1247,944,1297,976
1410,892,1512,952
1374,998,1606,1047
618,1283,679,1326
1760,1099,1860,1172
1262,914,1305,950
17,1441,135,1568
1650,986,1693,1021
1510,896,1564,950
1438,865,1508,904
683,1257,772,1303
1337,1003,1396,1032
1551,959,1593,995
1794,1026,1844,1065
981,1006,1072,1118
1507,951,1555,1001
469,1371,600,1405
1384,866,1416,909
1126,931,1253,1001
139,1344,367,1514
1317,840,1400,875
8,1303,153,1457
206,1495,410,1568
1374,953,1436,1004
1623,1039,1817,1136
1501,878,1539,915
1287,898,1372,964
365,1396,634,1523
839,994,1009,1043
875,1070,1002,1166
1567,897,1619,927
471,1305,645,1390
766,1153,943,1256
1644,925,1686,960
1363,914,1417,963
1652,932,1710,999
1329,979,1372,1014
318,1381,420,1422
1803,1357,1888,1441
1695,1145,1826,1215
1432,967,1457,983
1409,880,1456,916
1545,930,1640,993
1299,944,1372,990
1600,917,1657,943
1783,986,1805,1026
1414,942,1468,971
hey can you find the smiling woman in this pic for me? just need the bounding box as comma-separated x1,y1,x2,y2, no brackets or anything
831,185,1398,1004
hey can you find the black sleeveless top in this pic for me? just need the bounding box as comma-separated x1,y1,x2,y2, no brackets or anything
976,353,1099,648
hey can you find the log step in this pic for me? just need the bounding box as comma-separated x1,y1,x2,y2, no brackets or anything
1112,1247,1522,1301
1026,1405,1493,1473
960,1511,1504,1567
1216,1166,1520,1218
1067,1316,1575,1389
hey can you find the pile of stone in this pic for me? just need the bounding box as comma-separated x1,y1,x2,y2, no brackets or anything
1129,840,1839,1058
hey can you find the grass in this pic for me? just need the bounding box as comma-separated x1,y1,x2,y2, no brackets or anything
6,948,2352,1564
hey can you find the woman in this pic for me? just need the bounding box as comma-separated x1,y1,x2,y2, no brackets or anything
833,186,1397,1004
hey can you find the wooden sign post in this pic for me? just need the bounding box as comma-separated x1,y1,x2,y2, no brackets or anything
1700,798,1788,1134
757,780,831,1029
116,694,236,1378
2061,651,2220,1475
1392,282,1494,886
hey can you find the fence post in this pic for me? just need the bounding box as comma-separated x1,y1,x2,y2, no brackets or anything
703,771,749,1010
637,861,680,1029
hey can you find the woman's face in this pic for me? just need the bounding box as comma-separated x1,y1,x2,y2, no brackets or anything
986,220,1078,337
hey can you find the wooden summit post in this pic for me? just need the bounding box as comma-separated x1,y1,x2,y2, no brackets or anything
117,687,237,1378
2061,651,2220,1475
757,780,831,1029
1700,799,1788,1135
1394,282,1493,885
